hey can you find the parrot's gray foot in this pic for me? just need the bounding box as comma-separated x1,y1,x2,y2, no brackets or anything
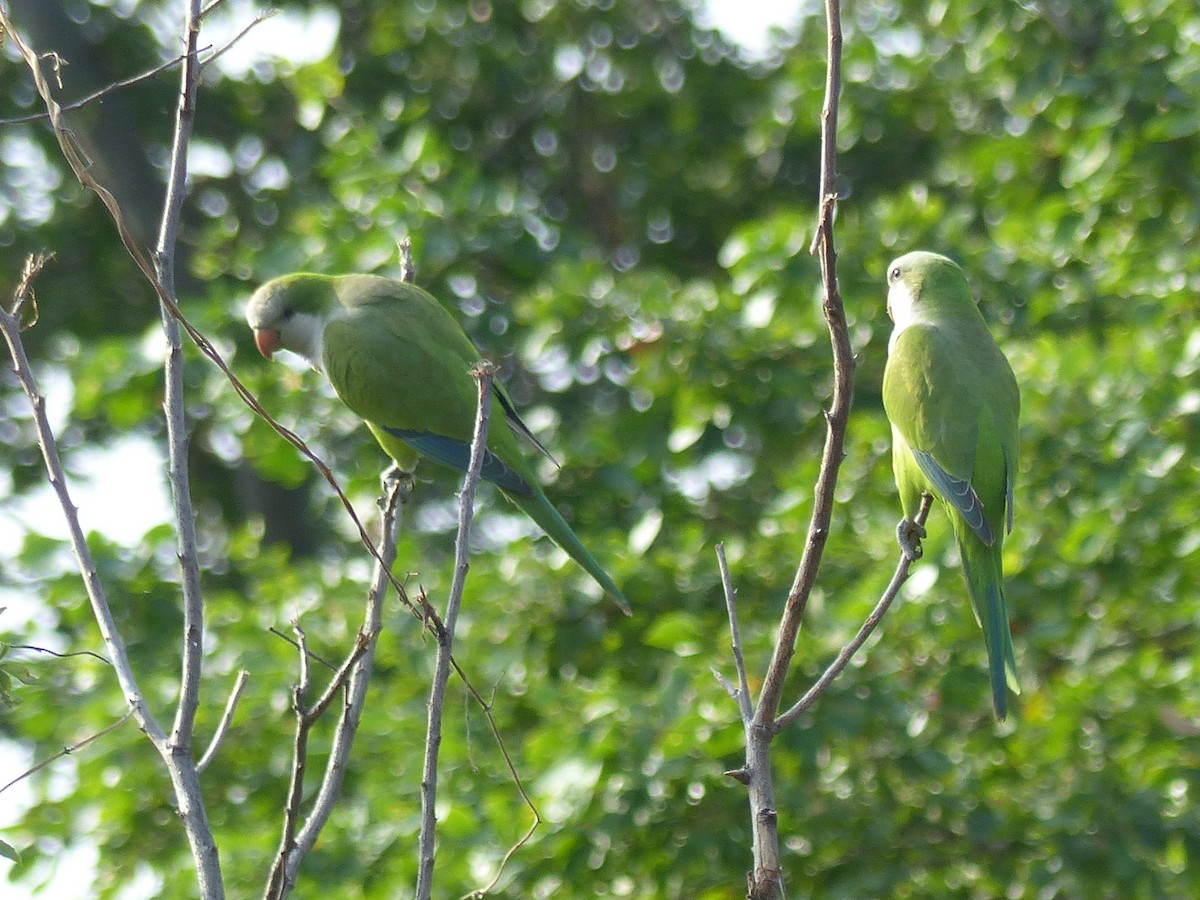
897,518,926,561
380,465,415,505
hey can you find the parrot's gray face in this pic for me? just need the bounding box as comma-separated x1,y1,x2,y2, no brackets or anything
246,285,326,368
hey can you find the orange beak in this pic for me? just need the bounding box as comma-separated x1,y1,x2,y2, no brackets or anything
254,327,282,359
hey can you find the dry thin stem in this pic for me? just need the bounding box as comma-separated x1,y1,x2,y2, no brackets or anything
415,363,495,900
0,8,278,127
145,6,226,893
446,657,541,897
0,709,135,798
284,626,378,872
777,496,933,727
197,670,250,773
754,0,849,734
266,628,337,671
2,270,232,889
730,2,844,898
156,0,207,763
0,53,190,126
715,543,753,724
264,477,404,898
267,633,313,900
200,10,277,70
2,237,227,896
9,645,109,664
302,624,377,722
0,8,416,625
1,255,169,775
4,251,52,327
0,6,231,893
264,622,317,899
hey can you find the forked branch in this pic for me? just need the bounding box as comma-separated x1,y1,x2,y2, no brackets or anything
264,478,404,899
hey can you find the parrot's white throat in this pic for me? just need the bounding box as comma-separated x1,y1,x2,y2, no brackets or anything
887,278,923,353
281,311,327,373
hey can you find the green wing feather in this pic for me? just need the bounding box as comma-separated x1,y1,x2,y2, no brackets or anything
318,276,630,614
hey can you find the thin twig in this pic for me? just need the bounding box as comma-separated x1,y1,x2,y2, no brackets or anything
266,627,337,671
146,5,227,893
415,363,495,900
754,0,848,734
295,624,311,699
0,260,167,749
200,10,278,70
4,252,52,328
155,0,206,766
0,10,415,625
715,543,753,725
0,53,191,126
736,3,844,898
299,624,377,723
461,812,540,900
200,0,232,18
0,10,228,894
452,663,542,898
267,633,312,900
775,495,933,729
267,475,404,898
0,708,135,798
9,644,108,665
266,622,314,898
0,2,283,125
446,655,541,896
197,670,249,773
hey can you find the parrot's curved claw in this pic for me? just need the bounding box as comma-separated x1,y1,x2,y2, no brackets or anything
380,465,415,505
897,517,926,561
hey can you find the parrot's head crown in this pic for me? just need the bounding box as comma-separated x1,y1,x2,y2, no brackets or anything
245,274,336,366
885,251,970,330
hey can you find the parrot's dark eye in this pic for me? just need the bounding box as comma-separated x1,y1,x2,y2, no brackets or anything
281,307,296,321
889,266,901,282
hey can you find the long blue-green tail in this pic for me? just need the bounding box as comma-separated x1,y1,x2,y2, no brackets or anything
958,538,1019,719
506,487,632,616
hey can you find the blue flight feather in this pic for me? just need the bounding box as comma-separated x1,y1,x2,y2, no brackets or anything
383,427,533,496
911,448,994,546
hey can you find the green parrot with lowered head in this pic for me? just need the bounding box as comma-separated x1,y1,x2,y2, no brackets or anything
246,272,631,615
881,251,1020,718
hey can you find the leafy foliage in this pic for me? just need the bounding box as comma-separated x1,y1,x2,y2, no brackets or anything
2,0,1199,897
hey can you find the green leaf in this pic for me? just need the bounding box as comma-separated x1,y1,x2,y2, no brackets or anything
0,838,20,863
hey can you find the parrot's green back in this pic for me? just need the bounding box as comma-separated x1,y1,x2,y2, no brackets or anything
249,273,630,614
320,276,531,474
881,252,1020,718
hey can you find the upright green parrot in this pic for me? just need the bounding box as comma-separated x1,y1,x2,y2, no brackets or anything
245,272,631,615
881,251,1020,718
